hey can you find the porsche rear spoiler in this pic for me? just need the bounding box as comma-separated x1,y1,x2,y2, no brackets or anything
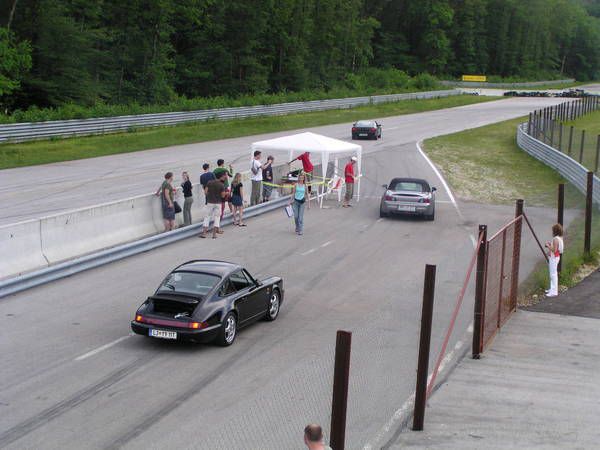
148,294,202,304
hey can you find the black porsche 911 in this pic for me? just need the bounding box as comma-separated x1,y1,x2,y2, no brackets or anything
131,260,284,346
351,120,382,140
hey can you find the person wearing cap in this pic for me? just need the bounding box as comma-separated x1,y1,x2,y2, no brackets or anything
342,156,358,207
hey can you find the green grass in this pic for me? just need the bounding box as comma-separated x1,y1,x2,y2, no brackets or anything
423,117,600,296
0,95,498,170
563,109,600,136
423,117,573,207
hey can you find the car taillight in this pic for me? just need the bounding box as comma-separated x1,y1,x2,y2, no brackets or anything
136,315,143,322
352,127,357,132
189,321,207,329
385,193,393,201
370,127,376,132
419,198,430,204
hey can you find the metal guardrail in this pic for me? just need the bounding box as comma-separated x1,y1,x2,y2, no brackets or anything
0,90,459,143
0,195,291,299
441,79,575,89
517,123,600,205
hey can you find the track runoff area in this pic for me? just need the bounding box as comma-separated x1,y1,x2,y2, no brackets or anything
0,97,566,449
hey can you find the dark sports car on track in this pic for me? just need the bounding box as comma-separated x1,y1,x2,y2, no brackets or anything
352,120,382,140
131,260,284,346
379,178,436,220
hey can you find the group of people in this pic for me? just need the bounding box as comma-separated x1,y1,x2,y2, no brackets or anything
157,150,359,238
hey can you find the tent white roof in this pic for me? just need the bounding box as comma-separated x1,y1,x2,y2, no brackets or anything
251,132,363,203
251,131,361,155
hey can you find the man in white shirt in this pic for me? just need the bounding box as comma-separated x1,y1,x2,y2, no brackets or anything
303,424,332,450
250,150,271,206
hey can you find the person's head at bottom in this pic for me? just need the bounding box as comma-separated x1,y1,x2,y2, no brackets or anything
304,424,329,449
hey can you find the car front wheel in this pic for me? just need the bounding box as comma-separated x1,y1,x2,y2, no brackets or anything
216,312,237,346
265,289,281,321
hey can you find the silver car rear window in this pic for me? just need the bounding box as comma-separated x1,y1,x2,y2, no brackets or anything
390,181,425,192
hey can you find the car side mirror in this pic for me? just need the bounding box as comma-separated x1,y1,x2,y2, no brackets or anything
382,184,388,189
431,187,437,192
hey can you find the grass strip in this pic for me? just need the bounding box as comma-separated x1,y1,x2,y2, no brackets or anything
0,95,497,170
423,117,600,299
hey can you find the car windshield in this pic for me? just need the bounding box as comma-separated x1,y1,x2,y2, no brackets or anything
390,181,427,192
356,121,374,127
157,271,220,296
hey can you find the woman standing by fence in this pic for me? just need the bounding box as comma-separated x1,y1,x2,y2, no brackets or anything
231,173,246,227
289,173,310,235
545,223,564,297
181,171,193,226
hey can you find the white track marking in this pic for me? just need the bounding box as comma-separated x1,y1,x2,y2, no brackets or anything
376,218,383,223
415,141,464,221
300,248,317,256
74,335,132,361
363,323,474,449
320,241,333,248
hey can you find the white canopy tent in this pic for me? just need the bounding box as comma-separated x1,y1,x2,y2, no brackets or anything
250,132,363,204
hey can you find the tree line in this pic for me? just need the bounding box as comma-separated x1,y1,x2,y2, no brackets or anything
1,0,599,114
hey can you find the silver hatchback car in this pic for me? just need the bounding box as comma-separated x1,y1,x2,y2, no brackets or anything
379,178,436,220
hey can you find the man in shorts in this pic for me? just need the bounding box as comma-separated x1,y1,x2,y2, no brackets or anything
199,172,228,239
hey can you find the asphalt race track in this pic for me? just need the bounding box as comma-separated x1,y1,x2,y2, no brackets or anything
0,97,574,449
0,95,572,225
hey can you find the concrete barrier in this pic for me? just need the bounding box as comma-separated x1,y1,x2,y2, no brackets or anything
0,220,47,279
0,163,296,280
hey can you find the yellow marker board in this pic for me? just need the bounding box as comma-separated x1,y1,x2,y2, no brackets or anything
462,75,487,82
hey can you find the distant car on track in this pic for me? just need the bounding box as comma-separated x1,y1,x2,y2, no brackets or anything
379,178,436,220
352,120,382,140
131,260,284,346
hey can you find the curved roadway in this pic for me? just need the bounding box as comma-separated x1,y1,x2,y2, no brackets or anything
0,96,569,449
0,96,571,225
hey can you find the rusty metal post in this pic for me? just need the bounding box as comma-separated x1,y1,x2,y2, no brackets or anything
557,183,564,275
473,225,488,359
330,330,352,450
413,264,436,431
550,120,555,147
579,130,586,164
568,126,574,155
512,201,524,312
595,135,600,173
527,112,532,135
584,171,594,257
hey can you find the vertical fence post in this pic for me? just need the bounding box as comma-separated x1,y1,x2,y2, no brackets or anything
558,183,564,275
473,225,488,359
511,200,524,312
413,264,436,431
550,120,555,147
330,330,352,450
568,126,574,155
527,112,532,135
584,171,594,257
595,135,600,173
579,130,586,164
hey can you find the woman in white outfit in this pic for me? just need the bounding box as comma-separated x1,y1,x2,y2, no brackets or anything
545,223,564,297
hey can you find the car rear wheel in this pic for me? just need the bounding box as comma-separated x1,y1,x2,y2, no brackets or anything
215,312,237,346
264,289,280,321
380,208,389,218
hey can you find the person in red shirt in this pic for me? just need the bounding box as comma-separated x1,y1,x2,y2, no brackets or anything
289,151,314,194
342,156,357,207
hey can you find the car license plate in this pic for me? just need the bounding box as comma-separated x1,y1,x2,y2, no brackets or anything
398,205,416,212
149,329,177,339
359,133,367,136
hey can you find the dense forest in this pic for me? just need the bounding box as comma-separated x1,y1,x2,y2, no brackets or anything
1,0,600,115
